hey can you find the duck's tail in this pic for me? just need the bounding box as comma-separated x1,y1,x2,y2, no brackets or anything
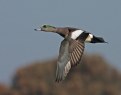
91,36,108,43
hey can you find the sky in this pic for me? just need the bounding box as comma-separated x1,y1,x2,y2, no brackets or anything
0,0,121,85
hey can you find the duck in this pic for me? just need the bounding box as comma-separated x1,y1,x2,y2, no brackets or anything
34,25,107,82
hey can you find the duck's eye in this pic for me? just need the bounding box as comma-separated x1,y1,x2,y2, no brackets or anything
43,25,46,28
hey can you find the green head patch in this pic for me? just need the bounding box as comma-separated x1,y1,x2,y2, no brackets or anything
40,24,57,32
41,25,56,28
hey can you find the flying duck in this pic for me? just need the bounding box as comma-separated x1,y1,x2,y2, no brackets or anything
34,25,107,82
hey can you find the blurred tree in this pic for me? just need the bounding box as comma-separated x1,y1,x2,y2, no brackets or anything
1,54,121,95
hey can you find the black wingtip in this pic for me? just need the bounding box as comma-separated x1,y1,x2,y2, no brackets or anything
55,75,63,83
55,79,60,83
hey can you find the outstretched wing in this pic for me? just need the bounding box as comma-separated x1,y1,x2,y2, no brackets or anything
56,38,85,82
56,38,71,82
69,40,85,66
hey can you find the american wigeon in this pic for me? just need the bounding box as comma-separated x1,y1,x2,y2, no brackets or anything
35,25,107,82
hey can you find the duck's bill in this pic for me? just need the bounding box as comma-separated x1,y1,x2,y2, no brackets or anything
34,28,41,31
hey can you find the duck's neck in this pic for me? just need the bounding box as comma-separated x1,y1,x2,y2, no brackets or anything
55,27,69,38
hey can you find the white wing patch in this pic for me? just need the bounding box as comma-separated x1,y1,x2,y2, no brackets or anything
85,33,93,42
71,30,83,39
64,61,71,77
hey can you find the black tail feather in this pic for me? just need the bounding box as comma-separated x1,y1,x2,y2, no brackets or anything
91,36,107,43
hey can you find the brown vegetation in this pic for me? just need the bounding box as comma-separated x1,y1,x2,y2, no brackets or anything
0,54,121,95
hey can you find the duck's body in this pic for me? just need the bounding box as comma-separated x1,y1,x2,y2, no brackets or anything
36,25,106,43
35,25,107,82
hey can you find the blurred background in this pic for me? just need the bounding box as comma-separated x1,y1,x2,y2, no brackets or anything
0,0,121,95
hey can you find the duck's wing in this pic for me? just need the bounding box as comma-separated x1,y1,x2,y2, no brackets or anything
56,38,70,82
69,40,85,66
56,38,85,82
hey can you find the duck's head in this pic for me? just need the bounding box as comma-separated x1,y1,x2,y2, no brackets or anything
34,25,57,32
